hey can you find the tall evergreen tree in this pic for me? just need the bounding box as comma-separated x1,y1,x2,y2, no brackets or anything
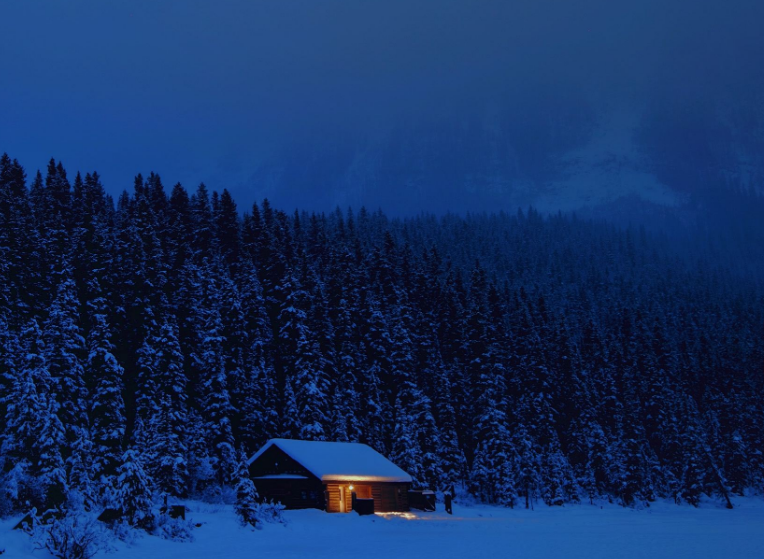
87,296,126,483
115,449,154,530
44,273,89,450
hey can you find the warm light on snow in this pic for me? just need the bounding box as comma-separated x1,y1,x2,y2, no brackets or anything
375,511,418,520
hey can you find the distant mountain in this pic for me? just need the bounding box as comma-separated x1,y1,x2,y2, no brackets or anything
245,98,764,228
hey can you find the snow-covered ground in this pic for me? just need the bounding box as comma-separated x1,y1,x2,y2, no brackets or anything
3,497,764,559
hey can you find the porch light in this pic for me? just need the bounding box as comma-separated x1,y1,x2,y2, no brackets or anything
349,485,354,491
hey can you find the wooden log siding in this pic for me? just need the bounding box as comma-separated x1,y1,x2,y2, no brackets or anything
325,484,343,513
325,482,410,513
254,478,325,510
371,483,409,512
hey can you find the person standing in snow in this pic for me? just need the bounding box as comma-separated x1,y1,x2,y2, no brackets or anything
445,488,453,515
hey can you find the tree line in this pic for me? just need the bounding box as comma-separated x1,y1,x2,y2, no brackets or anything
1,154,763,523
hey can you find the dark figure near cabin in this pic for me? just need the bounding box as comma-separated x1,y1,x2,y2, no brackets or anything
445,492,453,515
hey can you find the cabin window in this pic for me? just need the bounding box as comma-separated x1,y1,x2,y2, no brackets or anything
301,491,307,500
355,485,372,499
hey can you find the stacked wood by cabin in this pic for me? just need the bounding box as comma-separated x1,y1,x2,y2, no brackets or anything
248,439,413,513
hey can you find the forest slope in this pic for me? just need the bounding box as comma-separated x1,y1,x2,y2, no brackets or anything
1,154,763,520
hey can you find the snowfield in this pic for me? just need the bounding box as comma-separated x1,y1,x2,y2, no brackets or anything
4,497,764,559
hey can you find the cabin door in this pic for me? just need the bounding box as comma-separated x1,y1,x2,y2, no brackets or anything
339,486,346,512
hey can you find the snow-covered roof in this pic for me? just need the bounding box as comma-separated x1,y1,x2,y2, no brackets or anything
252,474,309,480
249,439,413,483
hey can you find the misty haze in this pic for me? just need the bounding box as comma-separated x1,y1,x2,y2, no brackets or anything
3,0,764,218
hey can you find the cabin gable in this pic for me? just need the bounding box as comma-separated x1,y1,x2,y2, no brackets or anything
249,444,318,480
249,445,325,510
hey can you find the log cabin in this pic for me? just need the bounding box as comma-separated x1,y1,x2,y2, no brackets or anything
248,439,413,513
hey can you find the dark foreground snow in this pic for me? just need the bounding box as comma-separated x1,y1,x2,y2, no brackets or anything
3,496,764,559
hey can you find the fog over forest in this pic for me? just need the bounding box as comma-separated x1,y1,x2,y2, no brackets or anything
2,0,764,225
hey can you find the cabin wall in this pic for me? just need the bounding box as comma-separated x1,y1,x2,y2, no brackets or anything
325,482,411,513
325,484,344,513
253,479,325,510
371,483,410,512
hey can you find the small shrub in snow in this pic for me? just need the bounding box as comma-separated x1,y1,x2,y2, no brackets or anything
199,483,236,504
32,509,110,559
155,514,195,542
107,521,140,545
258,501,286,525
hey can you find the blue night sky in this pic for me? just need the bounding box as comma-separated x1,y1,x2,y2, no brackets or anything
2,0,763,214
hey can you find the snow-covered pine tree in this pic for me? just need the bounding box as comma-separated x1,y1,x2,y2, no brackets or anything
2,320,68,510
277,268,331,440
540,440,579,506
148,394,189,498
0,313,16,453
0,323,39,508
148,318,189,497
184,409,215,496
513,420,540,509
358,299,393,454
218,273,249,434
234,452,260,528
581,420,609,503
469,361,516,506
325,264,363,443
303,275,338,441
239,336,278,451
432,363,465,493
39,160,73,278
37,397,69,511
0,154,44,324
133,326,160,450
67,433,96,510
390,392,424,487
680,422,707,507
86,296,126,484
389,307,444,489
190,182,215,259
215,188,241,270
115,449,154,530
194,297,237,488
44,273,89,451
234,260,278,449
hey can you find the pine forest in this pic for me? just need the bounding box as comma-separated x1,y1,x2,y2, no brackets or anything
1,154,763,522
